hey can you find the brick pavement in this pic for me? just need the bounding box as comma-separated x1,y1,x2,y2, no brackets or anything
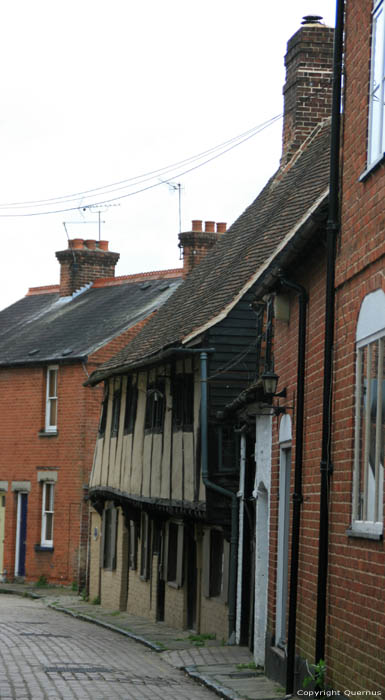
0,594,218,700
0,583,285,699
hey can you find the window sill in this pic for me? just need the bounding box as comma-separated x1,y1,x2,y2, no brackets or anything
38,430,58,438
346,523,383,541
34,545,54,552
359,153,385,182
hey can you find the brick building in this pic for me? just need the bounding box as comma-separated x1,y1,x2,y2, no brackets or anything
0,238,182,586
247,0,385,693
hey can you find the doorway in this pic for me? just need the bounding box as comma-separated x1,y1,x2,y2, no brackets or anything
0,492,6,577
15,492,28,578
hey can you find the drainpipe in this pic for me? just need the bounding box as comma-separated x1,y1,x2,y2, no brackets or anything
276,277,307,695
236,428,247,645
315,0,344,666
200,350,238,643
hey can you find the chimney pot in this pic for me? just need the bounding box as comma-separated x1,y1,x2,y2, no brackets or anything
84,239,97,250
301,15,323,25
98,240,109,251
216,222,227,233
192,220,203,232
205,221,215,233
70,239,84,250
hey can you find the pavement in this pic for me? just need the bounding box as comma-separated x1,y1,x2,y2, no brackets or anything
0,581,285,700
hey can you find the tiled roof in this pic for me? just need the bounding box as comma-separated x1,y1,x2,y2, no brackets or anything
0,276,182,366
88,120,331,384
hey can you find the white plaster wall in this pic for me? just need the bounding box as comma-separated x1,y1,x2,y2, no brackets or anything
253,412,272,666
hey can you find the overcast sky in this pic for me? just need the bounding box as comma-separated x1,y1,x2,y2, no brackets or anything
0,1,336,311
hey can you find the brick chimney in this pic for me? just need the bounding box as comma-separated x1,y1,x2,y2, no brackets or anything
281,16,334,166
55,239,120,296
178,220,226,279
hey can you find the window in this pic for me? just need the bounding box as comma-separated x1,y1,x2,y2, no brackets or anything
41,482,54,547
172,374,194,430
111,388,121,437
368,0,385,166
352,290,385,538
129,520,138,570
98,383,109,437
140,512,151,580
145,379,165,432
203,528,229,600
45,366,58,433
124,380,137,434
102,505,117,569
165,521,183,587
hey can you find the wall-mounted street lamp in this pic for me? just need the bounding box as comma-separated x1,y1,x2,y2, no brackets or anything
261,370,287,398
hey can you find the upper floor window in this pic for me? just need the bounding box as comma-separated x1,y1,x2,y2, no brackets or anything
352,290,385,538
145,379,165,432
368,0,385,166
98,383,109,437
124,379,137,435
172,373,194,430
45,366,58,433
111,386,121,438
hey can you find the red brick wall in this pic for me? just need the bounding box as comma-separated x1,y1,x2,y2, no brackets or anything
0,311,156,586
323,1,385,690
267,245,327,669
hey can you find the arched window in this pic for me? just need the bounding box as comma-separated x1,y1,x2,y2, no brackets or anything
352,289,385,538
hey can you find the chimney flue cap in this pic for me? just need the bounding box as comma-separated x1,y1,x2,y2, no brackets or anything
301,15,323,25
192,219,203,232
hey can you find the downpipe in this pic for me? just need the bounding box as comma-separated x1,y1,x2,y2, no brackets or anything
315,0,344,666
276,277,307,696
200,350,238,643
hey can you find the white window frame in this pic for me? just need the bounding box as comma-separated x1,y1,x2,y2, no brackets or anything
45,366,58,433
41,482,55,547
351,290,385,538
368,0,385,167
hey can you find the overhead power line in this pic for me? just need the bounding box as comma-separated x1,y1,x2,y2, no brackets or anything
0,114,282,218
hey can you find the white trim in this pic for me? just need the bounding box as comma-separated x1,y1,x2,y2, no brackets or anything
0,482,8,491
356,289,385,344
350,521,383,537
11,481,31,493
45,365,58,433
41,482,54,547
182,189,328,345
37,470,58,483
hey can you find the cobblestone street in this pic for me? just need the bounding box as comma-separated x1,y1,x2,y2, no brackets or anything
0,594,219,700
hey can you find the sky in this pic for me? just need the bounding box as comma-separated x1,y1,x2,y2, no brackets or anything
0,1,336,311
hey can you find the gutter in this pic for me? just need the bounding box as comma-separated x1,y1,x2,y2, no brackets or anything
315,0,344,666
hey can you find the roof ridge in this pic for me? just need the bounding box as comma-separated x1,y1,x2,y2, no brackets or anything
92,269,183,287
27,285,60,296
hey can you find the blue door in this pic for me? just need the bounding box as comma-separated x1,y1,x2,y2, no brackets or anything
17,493,28,577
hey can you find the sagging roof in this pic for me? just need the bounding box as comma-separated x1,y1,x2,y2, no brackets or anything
88,119,331,386
0,273,182,366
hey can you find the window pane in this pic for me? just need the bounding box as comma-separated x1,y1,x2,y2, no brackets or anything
49,399,57,427
48,369,57,397
45,513,53,541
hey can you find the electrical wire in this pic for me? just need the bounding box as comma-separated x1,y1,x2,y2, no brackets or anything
0,119,279,210
0,114,282,217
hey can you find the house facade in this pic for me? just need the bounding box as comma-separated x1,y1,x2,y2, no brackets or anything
86,17,335,647
254,0,385,693
0,238,182,587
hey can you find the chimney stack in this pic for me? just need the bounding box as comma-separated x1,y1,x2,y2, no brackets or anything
55,239,120,296
281,16,334,166
178,220,226,278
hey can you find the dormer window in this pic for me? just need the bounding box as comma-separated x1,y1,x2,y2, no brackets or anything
45,366,58,433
